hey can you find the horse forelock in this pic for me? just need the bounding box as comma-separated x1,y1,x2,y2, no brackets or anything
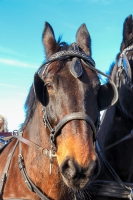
106,61,118,84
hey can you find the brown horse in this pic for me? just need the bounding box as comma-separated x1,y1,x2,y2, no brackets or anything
0,22,117,200
89,15,133,200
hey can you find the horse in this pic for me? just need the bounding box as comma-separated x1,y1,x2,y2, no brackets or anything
0,22,117,200
89,15,133,200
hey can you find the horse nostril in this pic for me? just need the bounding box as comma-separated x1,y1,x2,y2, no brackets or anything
85,158,100,180
60,158,81,179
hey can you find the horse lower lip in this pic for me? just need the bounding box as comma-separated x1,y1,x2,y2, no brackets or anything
62,174,90,189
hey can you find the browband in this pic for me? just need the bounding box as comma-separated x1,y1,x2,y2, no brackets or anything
35,50,95,75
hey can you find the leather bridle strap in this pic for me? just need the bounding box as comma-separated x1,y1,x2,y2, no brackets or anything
90,180,133,199
116,44,133,89
0,130,56,159
96,141,132,192
54,112,96,139
37,50,111,81
101,129,133,152
96,141,130,190
18,155,49,200
0,140,19,197
1,130,56,159
43,111,96,145
35,50,95,74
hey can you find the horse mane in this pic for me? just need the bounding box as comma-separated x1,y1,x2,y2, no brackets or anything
21,38,69,130
107,62,115,75
106,56,133,121
106,60,119,84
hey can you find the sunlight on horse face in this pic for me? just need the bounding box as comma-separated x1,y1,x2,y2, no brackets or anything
44,60,100,189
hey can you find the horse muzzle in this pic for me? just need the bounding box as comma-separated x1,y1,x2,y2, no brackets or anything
60,156,100,189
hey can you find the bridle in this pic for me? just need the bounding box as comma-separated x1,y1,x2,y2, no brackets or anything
0,43,114,200
91,44,133,200
116,44,133,89
34,46,99,172
34,44,112,163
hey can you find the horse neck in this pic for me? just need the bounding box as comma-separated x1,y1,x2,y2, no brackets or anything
98,105,116,148
98,100,133,182
23,103,49,148
22,103,72,200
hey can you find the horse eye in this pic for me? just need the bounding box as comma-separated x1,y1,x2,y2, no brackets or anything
45,83,53,90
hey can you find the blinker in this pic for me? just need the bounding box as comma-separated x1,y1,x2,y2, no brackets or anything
122,54,132,80
118,49,132,82
70,58,83,78
70,43,83,78
34,73,45,106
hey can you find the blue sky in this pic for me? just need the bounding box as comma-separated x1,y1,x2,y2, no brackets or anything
0,0,133,131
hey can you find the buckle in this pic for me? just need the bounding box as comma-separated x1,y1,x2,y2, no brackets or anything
129,188,133,200
12,130,19,137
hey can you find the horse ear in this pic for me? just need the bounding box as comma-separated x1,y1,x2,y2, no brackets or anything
97,80,118,111
120,15,133,51
76,24,91,56
42,22,59,59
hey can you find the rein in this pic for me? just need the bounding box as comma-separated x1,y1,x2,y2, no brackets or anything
91,140,133,200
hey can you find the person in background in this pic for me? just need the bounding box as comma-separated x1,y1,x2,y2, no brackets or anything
0,115,8,147
0,114,8,132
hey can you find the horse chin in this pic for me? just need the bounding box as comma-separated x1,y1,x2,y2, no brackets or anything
61,175,91,189
59,154,100,189
61,158,100,190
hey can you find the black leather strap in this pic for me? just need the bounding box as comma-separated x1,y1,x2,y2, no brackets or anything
90,180,133,199
96,141,130,191
0,140,19,197
93,141,133,199
54,112,96,141
35,50,95,75
18,155,49,200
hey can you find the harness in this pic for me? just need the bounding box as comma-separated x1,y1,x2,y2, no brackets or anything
0,44,113,200
116,44,133,89
91,141,133,200
91,44,133,200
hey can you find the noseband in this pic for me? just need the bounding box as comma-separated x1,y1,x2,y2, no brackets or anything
42,109,97,146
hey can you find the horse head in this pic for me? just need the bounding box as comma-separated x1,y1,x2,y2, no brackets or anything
33,22,118,190
88,15,133,200
110,15,133,119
